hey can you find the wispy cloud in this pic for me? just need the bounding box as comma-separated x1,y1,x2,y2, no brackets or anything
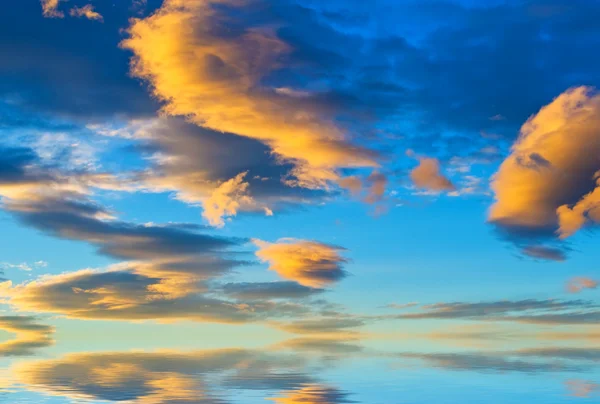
385,299,600,325
567,277,599,294
40,0,63,18
0,316,54,356
221,282,324,301
0,261,48,272
565,380,600,398
69,5,103,22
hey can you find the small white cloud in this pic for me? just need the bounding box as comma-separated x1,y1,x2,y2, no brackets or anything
1,261,48,272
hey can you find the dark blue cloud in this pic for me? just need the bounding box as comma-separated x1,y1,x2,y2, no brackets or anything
138,118,330,204
157,0,600,165
0,147,39,181
0,0,161,121
221,281,324,300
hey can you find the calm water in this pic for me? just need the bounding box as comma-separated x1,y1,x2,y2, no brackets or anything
1,337,598,403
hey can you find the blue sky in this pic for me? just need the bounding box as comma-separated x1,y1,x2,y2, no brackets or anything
1,0,600,402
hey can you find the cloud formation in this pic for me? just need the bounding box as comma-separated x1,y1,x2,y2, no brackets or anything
254,239,348,288
1,267,256,323
2,2,157,120
201,171,267,227
122,0,381,192
41,0,63,18
382,302,419,310
69,5,103,22
565,380,600,398
410,157,455,192
130,118,328,226
0,145,348,326
0,146,248,280
389,299,600,325
0,261,47,272
222,282,324,301
567,277,599,294
0,146,267,323
521,245,566,262
490,87,600,250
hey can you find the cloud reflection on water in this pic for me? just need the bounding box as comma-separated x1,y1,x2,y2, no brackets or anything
1,331,600,403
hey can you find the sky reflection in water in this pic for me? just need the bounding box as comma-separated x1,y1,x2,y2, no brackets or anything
1,333,600,403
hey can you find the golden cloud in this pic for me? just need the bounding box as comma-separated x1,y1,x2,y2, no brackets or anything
69,5,103,22
270,384,353,404
40,0,63,18
490,86,600,240
0,267,253,323
200,171,272,227
254,239,348,288
121,0,380,193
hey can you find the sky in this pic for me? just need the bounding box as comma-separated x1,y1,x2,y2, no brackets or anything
1,0,600,402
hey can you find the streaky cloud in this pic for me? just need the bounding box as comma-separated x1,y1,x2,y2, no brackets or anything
0,316,54,356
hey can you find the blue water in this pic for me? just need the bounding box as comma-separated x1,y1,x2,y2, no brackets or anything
1,342,597,403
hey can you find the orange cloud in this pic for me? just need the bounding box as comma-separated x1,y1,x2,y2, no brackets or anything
270,385,353,404
0,266,255,323
490,86,600,240
69,5,103,22
121,0,380,192
566,277,598,294
340,172,388,205
410,157,455,192
201,171,271,227
254,239,348,288
41,0,63,18
565,379,600,398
